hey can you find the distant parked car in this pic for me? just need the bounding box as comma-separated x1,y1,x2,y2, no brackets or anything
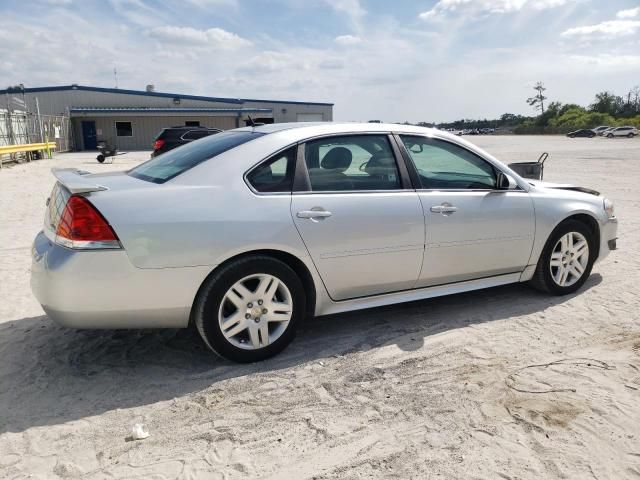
605,126,637,138
592,126,610,135
152,126,223,157
599,127,615,137
566,129,596,138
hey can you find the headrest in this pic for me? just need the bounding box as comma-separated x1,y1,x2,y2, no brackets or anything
365,152,395,171
320,147,352,172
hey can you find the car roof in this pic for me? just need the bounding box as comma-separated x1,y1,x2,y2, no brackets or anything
166,126,220,130
235,121,444,137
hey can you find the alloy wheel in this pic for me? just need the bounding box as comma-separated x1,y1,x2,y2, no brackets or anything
549,231,589,287
218,274,293,350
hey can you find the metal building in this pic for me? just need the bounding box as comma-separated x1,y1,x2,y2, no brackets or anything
0,85,333,151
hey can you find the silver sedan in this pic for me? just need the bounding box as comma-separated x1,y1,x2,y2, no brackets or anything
31,123,618,362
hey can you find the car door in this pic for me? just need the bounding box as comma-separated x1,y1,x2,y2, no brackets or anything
291,134,424,300
398,135,535,288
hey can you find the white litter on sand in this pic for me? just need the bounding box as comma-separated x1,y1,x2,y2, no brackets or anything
130,423,150,440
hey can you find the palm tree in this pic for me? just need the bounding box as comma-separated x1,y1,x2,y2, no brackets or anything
527,82,547,115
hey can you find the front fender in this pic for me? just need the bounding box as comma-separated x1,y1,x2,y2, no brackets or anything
527,190,607,268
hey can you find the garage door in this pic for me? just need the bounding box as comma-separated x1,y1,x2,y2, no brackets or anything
296,113,324,122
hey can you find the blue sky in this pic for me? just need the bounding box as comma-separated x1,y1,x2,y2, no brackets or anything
1,0,639,122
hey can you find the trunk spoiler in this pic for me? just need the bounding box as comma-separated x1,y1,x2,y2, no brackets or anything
52,168,108,194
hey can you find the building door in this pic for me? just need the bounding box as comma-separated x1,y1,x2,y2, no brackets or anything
81,121,97,150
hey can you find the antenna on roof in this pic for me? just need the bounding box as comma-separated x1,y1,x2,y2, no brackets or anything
114,66,118,89
246,115,255,127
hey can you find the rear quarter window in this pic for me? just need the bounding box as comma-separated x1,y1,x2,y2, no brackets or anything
129,131,264,183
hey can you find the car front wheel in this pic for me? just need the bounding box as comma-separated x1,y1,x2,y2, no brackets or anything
530,220,596,295
193,256,305,362
607,133,614,138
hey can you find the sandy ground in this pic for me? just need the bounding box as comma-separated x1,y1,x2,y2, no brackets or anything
0,136,639,479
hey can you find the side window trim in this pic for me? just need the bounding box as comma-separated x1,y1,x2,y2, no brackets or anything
293,133,414,194
395,134,513,192
244,144,298,195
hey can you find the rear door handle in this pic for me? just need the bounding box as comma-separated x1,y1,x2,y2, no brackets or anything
297,208,332,220
430,204,458,214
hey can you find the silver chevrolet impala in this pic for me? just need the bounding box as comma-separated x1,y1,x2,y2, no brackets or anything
31,123,618,362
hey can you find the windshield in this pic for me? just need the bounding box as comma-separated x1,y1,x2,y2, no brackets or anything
129,130,264,183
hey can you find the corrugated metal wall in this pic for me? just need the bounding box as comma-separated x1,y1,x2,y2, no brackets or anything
21,89,333,122
23,90,239,115
72,115,238,150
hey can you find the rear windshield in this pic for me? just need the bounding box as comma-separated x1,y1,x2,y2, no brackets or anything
130,130,264,183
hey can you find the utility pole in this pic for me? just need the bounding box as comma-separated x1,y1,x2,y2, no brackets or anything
114,66,118,89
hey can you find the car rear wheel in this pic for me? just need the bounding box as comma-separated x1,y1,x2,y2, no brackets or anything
193,256,305,362
530,220,596,295
628,133,635,138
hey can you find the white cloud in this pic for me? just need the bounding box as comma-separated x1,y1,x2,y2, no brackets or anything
419,0,574,20
237,51,298,74
147,26,252,49
335,34,361,45
561,20,640,37
617,7,640,19
108,0,158,27
324,0,366,30
568,54,640,70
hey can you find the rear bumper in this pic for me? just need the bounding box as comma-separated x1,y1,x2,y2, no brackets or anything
30,231,213,329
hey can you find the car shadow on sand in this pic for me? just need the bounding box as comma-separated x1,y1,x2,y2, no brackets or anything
0,274,602,434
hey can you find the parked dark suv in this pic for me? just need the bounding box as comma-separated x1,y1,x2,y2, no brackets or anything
152,126,223,156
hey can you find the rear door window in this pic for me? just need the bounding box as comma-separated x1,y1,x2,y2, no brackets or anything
129,131,263,183
303,135,401,191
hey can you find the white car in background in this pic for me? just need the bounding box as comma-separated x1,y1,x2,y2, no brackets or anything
592,126,610,135
605,126,637,138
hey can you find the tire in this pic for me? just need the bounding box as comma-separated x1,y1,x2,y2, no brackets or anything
607,133,614,138
568,134,575,138
193,256,306,362
628,133,635,138
530,219,596,295
97,154,105,163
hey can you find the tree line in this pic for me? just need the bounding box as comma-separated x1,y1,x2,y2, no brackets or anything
434,83,640,134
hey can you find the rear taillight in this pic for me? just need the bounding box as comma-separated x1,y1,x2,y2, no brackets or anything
56,195,120,249
153,139,165,150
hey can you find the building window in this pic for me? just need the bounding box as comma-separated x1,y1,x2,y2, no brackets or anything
115,121,133,137
185,121,200,127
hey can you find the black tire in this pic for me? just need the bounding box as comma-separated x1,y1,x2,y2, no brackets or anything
97,154,105,163
628,133,635,138
607,133,614,138
568,134,575,138
193,256,306,362
530,219,597,295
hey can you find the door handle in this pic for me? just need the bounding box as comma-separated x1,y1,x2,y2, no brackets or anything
297,208,332,220
430,204,457,214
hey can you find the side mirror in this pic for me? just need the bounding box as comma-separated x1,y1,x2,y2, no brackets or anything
496,172,517,190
